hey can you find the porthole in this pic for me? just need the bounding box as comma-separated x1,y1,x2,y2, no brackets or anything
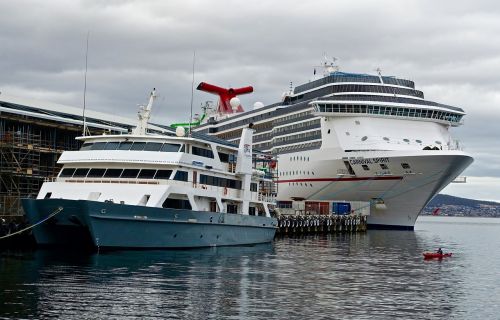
416,139,422,143
362,165,370,171
346,132,350,136
355,120,360,125
328,129,331,134
403,138,410,143
361,136,368,141
383,137,390,141
435,141,442,145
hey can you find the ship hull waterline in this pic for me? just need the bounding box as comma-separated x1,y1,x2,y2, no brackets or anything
22,199,277,249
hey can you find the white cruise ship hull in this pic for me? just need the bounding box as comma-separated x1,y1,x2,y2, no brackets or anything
277,150,473,229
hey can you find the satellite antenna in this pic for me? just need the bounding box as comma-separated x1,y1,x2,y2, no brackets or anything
82,31,90,136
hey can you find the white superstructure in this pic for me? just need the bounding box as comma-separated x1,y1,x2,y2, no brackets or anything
38,92,276,220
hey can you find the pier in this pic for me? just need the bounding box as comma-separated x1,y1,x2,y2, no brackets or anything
276,214,367,235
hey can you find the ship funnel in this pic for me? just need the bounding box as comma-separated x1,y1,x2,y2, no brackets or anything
197,82,253,114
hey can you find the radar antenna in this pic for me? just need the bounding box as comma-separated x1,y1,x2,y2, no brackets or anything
314,54,339,76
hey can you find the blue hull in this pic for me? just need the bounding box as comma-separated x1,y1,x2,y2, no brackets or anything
22,199,277,248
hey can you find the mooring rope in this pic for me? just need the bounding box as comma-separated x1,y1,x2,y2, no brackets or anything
0,206,64,240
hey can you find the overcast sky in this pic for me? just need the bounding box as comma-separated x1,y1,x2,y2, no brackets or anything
1,0,499,201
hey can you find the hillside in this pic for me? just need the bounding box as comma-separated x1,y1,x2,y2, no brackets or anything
422,194,500,217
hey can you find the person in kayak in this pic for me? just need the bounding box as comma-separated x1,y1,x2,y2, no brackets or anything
436,248,443,255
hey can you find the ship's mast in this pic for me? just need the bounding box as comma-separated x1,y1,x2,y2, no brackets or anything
132,88,157,135
235,126,255,215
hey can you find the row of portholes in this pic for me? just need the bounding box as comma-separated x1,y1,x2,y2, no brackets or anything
289,183,314,187
289,156,310,161
279,171,315,176
359,136,442,145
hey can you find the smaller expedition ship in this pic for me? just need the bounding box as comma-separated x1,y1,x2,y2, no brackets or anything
22,90,277,248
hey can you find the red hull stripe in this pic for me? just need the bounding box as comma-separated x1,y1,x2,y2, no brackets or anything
277,176,403,183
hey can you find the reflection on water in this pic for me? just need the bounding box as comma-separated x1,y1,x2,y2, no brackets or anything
1,217,499,319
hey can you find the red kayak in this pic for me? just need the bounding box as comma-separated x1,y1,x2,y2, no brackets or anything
423,252,453,259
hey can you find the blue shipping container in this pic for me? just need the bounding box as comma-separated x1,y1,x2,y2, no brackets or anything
332,202,351,215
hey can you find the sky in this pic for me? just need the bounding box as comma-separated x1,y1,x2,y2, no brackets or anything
1,0,499,201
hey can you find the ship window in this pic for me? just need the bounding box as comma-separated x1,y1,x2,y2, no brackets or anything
80,143,93,151
73,168,90,177
104,168,123,178
361,136,368,141
380,164,388,170
416,139,422,144
362,165,370,171
249,207,256,216
162,198,192,210
403,139,410,143
383,137,390,141
118,141,133,150
88,168,106,178
138,169,156,179
192,146,214,158
161,143,181,152
345,132,350,136
251,183,257,192
355,120,360,125
174,170,188,181
227,204,238,214
130,142,146,151
59,168,76,177
435,141,442,145
91,142,107,150
401,163,411,169
121,169,140,178
155,170,172,179
106,142,120,150
218,152,230,163
144,142,163,151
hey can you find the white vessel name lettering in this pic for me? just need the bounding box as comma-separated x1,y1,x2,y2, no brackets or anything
349,157,390,165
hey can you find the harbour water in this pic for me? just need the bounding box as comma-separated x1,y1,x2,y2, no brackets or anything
1,216,499,319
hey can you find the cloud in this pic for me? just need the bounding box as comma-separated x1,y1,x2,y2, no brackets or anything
1,0,499,199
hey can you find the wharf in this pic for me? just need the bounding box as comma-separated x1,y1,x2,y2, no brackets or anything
276,214,367,235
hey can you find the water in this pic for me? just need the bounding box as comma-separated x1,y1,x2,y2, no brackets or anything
1,216,499,319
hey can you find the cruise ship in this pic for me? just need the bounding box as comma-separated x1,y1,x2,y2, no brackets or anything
192,62,473,230
22,90,277,248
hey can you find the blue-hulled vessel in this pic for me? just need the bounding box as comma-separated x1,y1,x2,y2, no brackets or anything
22,89,277,248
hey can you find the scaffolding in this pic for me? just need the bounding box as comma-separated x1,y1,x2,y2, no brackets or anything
0,117,81,218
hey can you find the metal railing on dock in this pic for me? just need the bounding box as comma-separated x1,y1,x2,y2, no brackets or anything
276,215,367,235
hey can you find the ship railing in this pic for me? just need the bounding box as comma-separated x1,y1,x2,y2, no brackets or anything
258,193,276,203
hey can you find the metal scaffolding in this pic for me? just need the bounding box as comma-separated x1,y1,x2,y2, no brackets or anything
0,118,81,218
